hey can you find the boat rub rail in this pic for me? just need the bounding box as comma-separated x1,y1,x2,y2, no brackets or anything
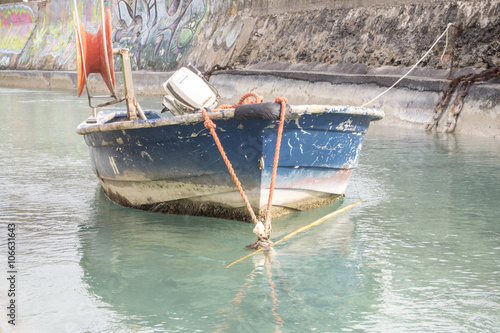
76,105,384,135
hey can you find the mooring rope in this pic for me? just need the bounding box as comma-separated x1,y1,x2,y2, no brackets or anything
360,23,455,108
201,94,289,248
226,200,364,268
201,107,260,226
264,97,288,237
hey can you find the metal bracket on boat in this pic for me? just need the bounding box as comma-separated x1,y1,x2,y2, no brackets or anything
73,0,146,122
115,48,147,121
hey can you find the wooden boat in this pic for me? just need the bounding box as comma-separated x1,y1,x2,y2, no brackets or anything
77,104,382,222
73,1,383,222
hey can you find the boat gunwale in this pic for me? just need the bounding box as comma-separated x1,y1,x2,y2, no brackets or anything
76,104,384,135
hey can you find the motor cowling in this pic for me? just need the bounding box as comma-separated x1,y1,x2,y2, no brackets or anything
162,65,219,115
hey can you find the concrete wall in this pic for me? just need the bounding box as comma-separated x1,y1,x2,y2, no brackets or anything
0,0,249,72
0,0,499,137
2,0,499,73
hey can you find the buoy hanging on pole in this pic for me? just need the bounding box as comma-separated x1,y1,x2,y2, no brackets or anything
74,5,115,97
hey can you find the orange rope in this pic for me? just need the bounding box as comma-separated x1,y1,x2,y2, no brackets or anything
214,92,264,110
202,94,288,242
201,107,260,226
264,97,288,236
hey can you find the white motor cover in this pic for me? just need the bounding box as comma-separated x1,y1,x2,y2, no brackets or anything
162,67,218,114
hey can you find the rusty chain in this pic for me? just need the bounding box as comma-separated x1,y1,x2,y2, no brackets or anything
426,65,500,132
203,64,235,80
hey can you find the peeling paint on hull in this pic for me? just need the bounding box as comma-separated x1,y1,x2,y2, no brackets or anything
77,105,383,222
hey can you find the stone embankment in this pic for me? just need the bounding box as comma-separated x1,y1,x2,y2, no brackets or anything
0,0,499,137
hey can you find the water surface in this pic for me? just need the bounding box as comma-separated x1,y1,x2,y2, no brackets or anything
0,88,499,332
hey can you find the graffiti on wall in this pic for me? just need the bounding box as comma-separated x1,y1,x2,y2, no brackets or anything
113,0,210,70
0,0,246,71
16,1,78,69
0,4,35,54
16,1,109,69
113,0,247,70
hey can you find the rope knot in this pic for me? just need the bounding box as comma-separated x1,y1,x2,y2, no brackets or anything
274,96,288,105
253,221,267,239
204,119,216,130
201,107,217,130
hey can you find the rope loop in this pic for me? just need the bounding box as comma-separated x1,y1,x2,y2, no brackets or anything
214,92,264,110
274,97,288,123
240,92,264,105
274,96,288,104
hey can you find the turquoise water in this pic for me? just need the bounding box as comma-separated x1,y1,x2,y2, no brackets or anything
0,88,499,332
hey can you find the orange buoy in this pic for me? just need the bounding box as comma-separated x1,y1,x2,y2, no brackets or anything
74,8,115,97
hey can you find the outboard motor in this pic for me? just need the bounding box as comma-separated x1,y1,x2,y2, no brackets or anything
162,64,219,115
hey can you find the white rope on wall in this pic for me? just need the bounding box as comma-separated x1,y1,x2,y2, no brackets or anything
361,23,455,108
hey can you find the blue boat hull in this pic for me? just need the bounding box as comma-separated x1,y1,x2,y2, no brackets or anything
77,105,383,221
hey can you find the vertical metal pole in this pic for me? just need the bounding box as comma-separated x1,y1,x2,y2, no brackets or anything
119,49,138,121
117,49,146,121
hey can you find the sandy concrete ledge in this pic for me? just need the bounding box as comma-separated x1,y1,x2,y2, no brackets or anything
0,69,498,138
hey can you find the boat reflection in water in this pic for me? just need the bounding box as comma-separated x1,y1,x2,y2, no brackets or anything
78,188,366,331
